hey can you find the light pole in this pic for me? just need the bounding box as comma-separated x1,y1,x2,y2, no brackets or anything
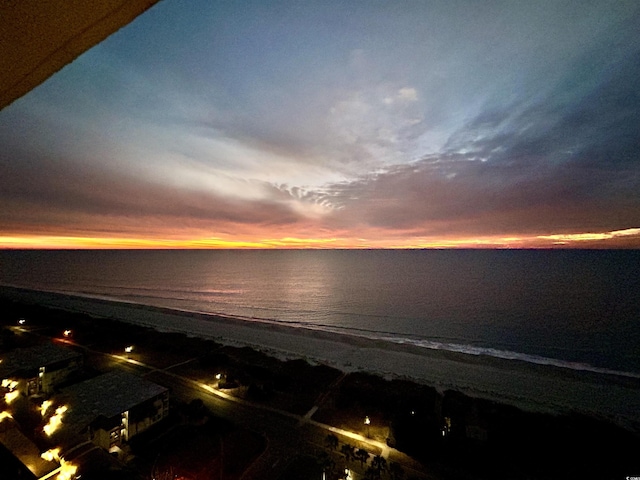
364,416,371,437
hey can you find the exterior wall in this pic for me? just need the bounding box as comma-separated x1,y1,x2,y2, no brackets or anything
92,391,169,451
16,378,32,397
92,428,110,450
40,356,82,393
127,392,169,438
14,355,82,396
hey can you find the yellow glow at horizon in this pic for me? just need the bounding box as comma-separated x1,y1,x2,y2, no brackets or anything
537,228,640,242
43,405,68,436
1,226,639,250
0,235,274,249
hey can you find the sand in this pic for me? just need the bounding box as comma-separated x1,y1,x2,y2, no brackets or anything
2,285,640,429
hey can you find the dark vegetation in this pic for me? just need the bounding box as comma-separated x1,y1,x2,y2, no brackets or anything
319,371,640,479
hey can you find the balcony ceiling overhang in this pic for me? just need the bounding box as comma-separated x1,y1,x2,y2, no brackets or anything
0,0,160,110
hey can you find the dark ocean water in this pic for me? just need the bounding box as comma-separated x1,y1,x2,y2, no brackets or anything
1,249,639,376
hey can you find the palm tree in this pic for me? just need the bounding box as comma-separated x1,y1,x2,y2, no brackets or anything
355,448,370,467
372,455,387,474
325,433,339,450
340,443,355,462
317,451,335,479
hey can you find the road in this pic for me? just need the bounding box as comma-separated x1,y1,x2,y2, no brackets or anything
47,332,433,479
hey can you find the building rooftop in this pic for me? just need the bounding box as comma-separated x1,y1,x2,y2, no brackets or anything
0,418,58,479
61,370,167,432
0,343,82,379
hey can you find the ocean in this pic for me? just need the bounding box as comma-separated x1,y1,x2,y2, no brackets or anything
1,249,639,378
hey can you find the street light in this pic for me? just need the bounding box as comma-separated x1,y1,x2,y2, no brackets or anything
124,345,134,354
63,330,72,337
364,416,371,437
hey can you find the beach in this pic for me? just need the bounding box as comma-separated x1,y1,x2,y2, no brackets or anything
2,285,639,431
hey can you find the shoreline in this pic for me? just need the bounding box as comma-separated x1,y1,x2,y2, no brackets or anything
4,283,638,378
2,284,640,430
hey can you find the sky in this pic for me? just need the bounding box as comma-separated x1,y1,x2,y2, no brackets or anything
1,0,640,249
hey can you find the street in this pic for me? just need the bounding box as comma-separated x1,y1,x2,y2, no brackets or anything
50,333,432,479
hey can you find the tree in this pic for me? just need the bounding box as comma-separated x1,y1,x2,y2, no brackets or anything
341,443,355,462
325,433,339,450
356,448,370,467
364,466,380,479
317,451,335,479
388,462,405,480
372,455,387,474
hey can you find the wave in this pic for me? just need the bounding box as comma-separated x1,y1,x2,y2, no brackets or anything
280,322,640,379
5,283,639,381
373,335,640,379
121,297,640,380
67,285,245,298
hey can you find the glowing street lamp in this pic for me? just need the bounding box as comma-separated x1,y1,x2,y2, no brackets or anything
4,390,19,404
41,448,61,462
2,379,18,390
18,318,26,325
58,458,78,480
63,330,72,337
364,416,371,437
40,399,53,416
3,378,19,404
43,405,68,436
124,345,134,354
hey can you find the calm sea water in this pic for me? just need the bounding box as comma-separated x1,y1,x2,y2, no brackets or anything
1,249,639,376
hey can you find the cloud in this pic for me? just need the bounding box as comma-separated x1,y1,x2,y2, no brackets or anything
312,153,640,240
538,228,640,243
308,40,640,239
327,85,425,169
384,87,418,105
2,0,640,247
0,137,320,240
397,87,418,102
